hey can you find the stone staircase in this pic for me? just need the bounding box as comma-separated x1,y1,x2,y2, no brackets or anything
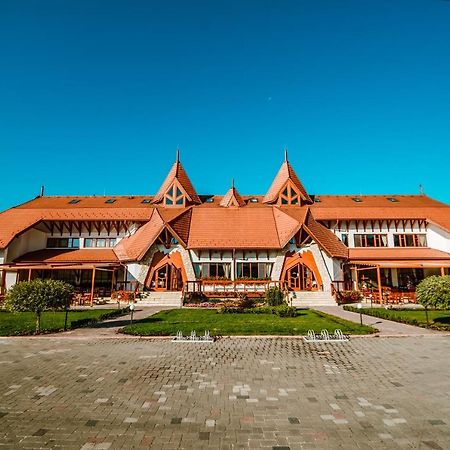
137,291,183,307
289,290,337,308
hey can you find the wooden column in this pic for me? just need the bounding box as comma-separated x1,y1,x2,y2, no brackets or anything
111,269,116,294
90,267,96,307
376,266,383,303
353,266,359,291
441,267,445,277
28,268,32,281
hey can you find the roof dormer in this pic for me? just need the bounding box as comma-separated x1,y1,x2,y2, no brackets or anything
220,180,245,207
152,150,201,207
263,150,313,206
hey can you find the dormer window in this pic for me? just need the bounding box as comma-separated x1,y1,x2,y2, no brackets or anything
278,182,300,205
164,182,185,206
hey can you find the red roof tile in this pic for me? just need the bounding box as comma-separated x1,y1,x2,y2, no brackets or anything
348,247,450,261
263,160,312,204
152,160,200,204
220,187,246,207
14,248,119,264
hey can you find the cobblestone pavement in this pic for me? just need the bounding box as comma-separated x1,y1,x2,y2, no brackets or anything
0,336,449,449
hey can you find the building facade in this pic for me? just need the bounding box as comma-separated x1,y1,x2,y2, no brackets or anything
1,153,449,306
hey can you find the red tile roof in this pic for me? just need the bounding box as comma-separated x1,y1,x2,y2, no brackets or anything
188,207,282,248
152,160,201,204
14,248,119,264
263,160,312,204
220,187,246,207
113,210,165,261
348,247,450,261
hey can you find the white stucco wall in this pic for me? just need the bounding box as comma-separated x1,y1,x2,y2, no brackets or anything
5,228,48,262
427,223,450,253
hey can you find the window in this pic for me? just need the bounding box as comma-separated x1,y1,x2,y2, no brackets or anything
164,182,185,206
354,234,387,247
341,234,349,246
193,263,231,279
141,199,151,204
68,199,80,204
394,234,427,247
84,238,116,248
235,262,273,279
105,199,116,204
278,182,300,205
387,197,399,202
47,237,79,248
352,197,362,203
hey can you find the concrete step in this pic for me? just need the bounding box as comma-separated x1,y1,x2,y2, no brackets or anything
289,291,337,307
138,291,183,307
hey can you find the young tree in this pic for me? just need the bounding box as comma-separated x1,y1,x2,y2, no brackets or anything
416,275,450,326
4,279,74,333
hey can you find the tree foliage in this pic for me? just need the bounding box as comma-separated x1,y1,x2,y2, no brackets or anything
4,279,74,333
416,275,450,309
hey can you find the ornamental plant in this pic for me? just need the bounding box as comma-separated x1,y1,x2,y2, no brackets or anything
4,279,74,333
265,286,285,306
416,276,450,309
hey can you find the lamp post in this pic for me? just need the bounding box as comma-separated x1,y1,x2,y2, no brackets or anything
129,303,135,325
357,302,363,326
117,294,121,310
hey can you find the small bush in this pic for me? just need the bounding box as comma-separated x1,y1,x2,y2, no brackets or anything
218,304,297,317
416,275,450,309
265,287,285,306
337,290,363,304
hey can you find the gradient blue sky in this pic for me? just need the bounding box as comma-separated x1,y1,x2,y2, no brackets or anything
1,0,450,210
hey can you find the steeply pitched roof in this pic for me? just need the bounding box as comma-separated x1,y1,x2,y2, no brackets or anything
263,160,312,204
113,209,165,261
220,187,246,207
152,159,200,204
303,210,349,259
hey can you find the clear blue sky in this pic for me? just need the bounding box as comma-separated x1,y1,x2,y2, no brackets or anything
1,0,450,211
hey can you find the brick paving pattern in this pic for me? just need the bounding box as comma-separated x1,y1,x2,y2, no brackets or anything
0,336,449,449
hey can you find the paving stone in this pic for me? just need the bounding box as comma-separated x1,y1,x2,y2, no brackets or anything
0,335,449,449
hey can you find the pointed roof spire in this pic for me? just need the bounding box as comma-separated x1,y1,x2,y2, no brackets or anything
152,151,201,204
220,181,245,207
263,152,313,205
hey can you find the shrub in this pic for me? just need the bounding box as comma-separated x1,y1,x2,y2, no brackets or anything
111,290,136,302
416,276,450,309
337,290,363,304
265,287,285,306
218,304,297,317
4,279,73,333
236,295,256,309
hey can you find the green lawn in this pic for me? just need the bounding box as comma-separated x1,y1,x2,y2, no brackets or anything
121,308,375,336
0,308,126,336
344,306,450,331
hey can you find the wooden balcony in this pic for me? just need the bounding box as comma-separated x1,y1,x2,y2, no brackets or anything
184,279,282,298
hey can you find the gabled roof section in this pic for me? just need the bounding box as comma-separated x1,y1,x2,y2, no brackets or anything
263,153,313,205
302,209,348,259
113,209,165,261
272,208,303,248
167,208,193,244
152,153,201,204
220,185,246,207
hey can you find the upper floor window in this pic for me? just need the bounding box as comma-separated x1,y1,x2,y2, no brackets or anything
47,237,79,249
394,234,427,247
84,238,116,248
164,183,185,206
279,182,300,205
354,234,387,247
341,234,349,246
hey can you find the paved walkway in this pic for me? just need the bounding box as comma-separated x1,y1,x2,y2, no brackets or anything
1,336,450,449
315,305,444,337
